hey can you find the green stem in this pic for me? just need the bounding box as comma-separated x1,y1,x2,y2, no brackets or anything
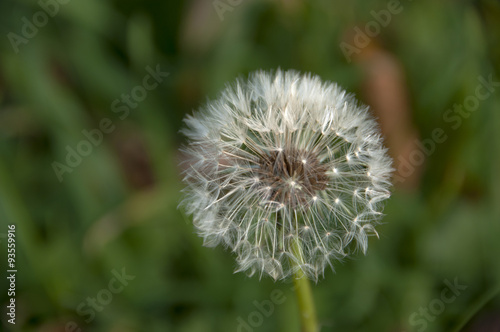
291,241,319,332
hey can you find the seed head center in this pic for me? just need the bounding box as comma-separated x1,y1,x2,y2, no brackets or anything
256,148,328,207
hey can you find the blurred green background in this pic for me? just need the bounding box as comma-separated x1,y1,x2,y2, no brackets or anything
1,0,500,331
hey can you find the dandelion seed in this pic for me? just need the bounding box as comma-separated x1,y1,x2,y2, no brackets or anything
180,69,392,281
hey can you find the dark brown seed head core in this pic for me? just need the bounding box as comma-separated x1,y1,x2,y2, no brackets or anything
255,148,329,207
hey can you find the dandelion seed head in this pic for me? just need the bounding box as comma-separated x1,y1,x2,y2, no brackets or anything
180,69,392,281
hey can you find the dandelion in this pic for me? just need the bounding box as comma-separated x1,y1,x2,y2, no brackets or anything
180,69,392,331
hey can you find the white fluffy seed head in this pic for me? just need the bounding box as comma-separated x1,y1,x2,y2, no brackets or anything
179,70,393,281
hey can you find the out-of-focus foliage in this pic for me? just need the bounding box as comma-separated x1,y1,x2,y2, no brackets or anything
0,0,499,331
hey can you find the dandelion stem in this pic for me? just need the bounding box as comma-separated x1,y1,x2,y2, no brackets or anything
292,240,319,332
